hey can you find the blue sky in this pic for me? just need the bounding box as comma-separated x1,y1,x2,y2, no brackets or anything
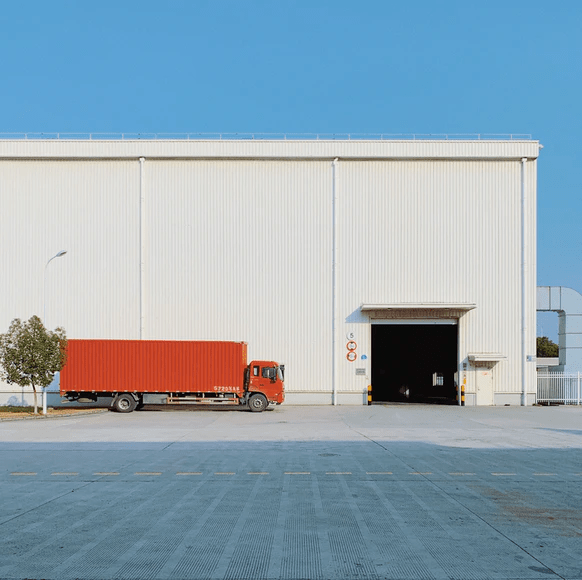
1,0,580,339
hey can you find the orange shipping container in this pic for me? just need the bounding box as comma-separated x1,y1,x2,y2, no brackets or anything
60,340,248,395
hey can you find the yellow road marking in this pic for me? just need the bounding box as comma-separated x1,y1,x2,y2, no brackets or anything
176,472,202,475
135,472,162,476
248,472,269,475
366,471,393,475
94,472,119,476
214,472,235,475
449,472,476,476
51,472,78,476
326,472,352,475
410,472,432,475
285,471,310,475
534,473,557,476
11,472,36,476
491,473,516,476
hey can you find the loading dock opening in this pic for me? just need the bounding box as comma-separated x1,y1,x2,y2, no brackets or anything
371,323,458,404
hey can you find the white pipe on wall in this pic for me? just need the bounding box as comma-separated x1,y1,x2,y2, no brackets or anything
332,158,339,406
139,157,145,340
521,157,527,406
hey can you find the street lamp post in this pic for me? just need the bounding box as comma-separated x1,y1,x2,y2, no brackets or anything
42,250,67,415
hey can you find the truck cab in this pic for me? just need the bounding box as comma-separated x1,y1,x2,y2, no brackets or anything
247,360,285,411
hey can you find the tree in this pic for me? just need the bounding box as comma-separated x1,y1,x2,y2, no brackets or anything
537,336,559,358
0,316,67,414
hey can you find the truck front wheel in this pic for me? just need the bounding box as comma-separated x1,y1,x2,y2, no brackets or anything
112,394,137,413
248,393,268,413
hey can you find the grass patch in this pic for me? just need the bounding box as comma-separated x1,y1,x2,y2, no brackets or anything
0,406,38,414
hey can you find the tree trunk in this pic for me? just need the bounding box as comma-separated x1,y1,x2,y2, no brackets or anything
32,382,38,414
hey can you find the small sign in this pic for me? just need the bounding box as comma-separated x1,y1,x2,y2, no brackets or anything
361,355,367,360
346,331,355,340
355,368,366,375
347,351,357,362
346,341,357,351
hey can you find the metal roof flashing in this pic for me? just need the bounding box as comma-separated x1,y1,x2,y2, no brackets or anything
360,303,477,311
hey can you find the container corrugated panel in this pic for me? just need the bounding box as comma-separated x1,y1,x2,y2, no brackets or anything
60,340,246,394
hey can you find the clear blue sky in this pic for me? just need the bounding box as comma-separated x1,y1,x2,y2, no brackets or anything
1,0,580,339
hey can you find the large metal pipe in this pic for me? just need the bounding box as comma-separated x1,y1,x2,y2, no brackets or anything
332,158,339,406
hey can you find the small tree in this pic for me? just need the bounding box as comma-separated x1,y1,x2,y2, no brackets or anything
537,336,559,358
0,316,67,414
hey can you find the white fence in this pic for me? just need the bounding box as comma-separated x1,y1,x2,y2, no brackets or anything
537,373,582,405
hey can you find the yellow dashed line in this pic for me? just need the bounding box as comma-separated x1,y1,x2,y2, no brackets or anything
367,471,393,475
94,472,119,476
135,472,162,476
285,471,310,475
248,472,269,475
51,472,78,476
11,472,36,476
449,472,476,476
491,473,516,476
326,472,352,475
534,473,557,476
214,472,235,475
176,472,202,476
410,472,432,475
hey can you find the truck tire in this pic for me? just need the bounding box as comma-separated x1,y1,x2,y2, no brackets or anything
112,394,137,413
248,393,268,413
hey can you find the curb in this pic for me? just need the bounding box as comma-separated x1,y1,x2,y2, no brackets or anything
0,409,109,422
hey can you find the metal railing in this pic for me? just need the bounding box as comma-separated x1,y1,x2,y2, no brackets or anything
0,132,533,141
537,372,582,405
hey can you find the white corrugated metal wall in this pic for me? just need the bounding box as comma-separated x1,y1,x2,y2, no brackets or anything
336,160,537,400
0,140,539,404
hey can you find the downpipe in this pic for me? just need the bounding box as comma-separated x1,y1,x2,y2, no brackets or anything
332,158,339,406
521,157,527,406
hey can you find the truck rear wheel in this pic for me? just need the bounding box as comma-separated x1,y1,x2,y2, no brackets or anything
112,394,137,413
248,393,268,413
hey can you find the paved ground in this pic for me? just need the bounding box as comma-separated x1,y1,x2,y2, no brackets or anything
1,404,581,580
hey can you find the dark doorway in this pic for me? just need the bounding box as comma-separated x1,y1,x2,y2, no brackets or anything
371,324,458,404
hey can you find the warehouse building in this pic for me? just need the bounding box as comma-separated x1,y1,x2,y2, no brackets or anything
0,136,540,406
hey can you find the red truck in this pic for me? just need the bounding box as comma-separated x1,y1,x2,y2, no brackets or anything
60,339,285,413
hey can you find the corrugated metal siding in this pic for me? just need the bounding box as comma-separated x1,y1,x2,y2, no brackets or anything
336,159,536,395
0,140,541,161
144,160,331,392
0,160,139,337
0,142,538,401
60,339,246,393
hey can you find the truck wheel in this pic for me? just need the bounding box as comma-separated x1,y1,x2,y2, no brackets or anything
113,394,137,413
248,393,268,413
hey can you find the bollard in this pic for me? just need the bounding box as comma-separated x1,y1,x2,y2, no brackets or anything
367,385,372,405
461,383,465,406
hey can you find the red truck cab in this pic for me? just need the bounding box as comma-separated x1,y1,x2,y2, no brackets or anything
247,360,285,410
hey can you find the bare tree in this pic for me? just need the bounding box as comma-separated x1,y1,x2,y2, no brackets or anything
0,316,67,414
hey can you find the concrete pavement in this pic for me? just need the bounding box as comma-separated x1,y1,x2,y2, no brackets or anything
1,404,581,579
